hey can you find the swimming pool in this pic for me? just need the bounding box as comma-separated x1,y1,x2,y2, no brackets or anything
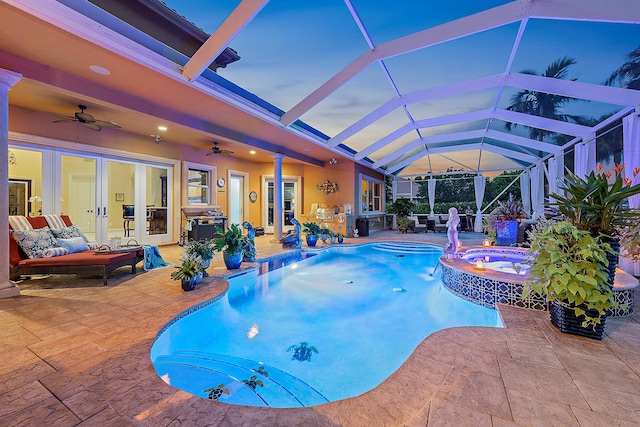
151,242,503,408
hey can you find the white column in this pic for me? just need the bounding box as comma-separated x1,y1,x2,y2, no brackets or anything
271,153,285,242
0,69,22,298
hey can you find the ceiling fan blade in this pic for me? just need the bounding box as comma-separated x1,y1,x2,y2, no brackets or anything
94,120,121,129
83,122,102,131
52,118,76,123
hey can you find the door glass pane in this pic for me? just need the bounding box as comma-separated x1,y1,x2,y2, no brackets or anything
284,182,295,225
107,161,136,240
146,166,168,236
61,155,96,240
267,182,274,227
229,175,242,225
8,148,42,216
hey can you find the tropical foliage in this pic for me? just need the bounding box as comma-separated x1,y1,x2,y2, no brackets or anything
523,220,615,328
505,56,585,141
552,164,640,238
213,223,245,255
605,44,640,90
302,221,322,235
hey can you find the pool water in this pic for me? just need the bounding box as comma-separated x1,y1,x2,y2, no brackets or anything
151,243,503,408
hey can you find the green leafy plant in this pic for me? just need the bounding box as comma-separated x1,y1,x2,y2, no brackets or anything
397,216,412,228
170,255,203,281
184,239,215,261
387,198,415,219
523,220,616,328
302,221,321,236
492,194,528,221
553,164,640,238
213,223,245,256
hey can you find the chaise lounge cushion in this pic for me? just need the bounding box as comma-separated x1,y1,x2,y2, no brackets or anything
51,225,89,242
17,251,138,268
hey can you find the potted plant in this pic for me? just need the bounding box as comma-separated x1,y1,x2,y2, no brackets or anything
553,164,640,285
523,220,616,339
336,232,344,243
488,194,528,246
170,255,204,291
328,230,337,244
184,239,215,276
213,224,245,270
302,221,321,247
397,216,412,233
319,225,330,244
387,198,416,231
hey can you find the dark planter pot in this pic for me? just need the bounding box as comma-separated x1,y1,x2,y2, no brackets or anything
223,252,243,270
549,300,606,340
306,234,318,247
181,278,197,292
599,236,620,287
496,220,518,246
337,236,344,243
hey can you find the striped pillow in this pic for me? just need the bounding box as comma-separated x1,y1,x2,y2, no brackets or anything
8,215,33,231
43,215,67,230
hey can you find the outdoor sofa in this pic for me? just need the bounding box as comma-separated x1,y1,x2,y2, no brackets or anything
9,215,143,285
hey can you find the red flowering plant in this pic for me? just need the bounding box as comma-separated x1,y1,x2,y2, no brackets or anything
552,163,640,239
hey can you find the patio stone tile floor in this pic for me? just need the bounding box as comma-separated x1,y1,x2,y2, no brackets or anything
0,230,638,426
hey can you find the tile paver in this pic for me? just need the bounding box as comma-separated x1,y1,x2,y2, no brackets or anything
0,230,638,426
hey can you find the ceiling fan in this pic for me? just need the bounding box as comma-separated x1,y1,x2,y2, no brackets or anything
206,141,234,156
52,105,121,131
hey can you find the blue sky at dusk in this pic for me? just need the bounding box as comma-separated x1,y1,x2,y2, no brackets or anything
161,0,640,173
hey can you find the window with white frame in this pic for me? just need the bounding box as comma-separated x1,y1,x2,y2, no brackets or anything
360,174,383,213
184,162,215,205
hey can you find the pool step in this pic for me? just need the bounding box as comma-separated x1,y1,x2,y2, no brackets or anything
153,351,329,408
373,242,442,254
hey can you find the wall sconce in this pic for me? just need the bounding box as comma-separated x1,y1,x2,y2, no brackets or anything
328,158,337,165
482,238,492,247
317,180,338,194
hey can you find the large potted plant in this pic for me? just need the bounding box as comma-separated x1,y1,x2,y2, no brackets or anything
213,224,245,270
302,221,321,247
553,164,640,285
523,220,616,339
387,198,416,231
488,194,528,246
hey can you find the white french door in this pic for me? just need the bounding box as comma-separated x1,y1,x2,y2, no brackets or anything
57,152,172,244
228,170,248,227
262,176,301,233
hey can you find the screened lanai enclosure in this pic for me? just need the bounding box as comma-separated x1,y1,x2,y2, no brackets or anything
156,0,640,179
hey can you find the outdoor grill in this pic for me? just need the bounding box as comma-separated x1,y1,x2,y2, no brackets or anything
181,205,227,241
315,206,335,225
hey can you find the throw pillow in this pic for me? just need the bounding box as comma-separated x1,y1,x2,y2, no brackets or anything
11,227,59,259
51,225,89,242
57,237,90,254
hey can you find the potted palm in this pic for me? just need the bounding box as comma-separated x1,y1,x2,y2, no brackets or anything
488,194,528,246
523,220,616,339
302,221,321,247
213,224,245,270
397,216,412,233
553,164,640,285
170,254,204,291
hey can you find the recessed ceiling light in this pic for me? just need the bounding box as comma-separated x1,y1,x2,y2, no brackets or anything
249,150,256,155
89,65,110,75
157,125,167,131
303,148,311,152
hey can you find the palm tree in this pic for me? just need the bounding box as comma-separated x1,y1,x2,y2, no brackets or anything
505,56,586,141
605,45,640,90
